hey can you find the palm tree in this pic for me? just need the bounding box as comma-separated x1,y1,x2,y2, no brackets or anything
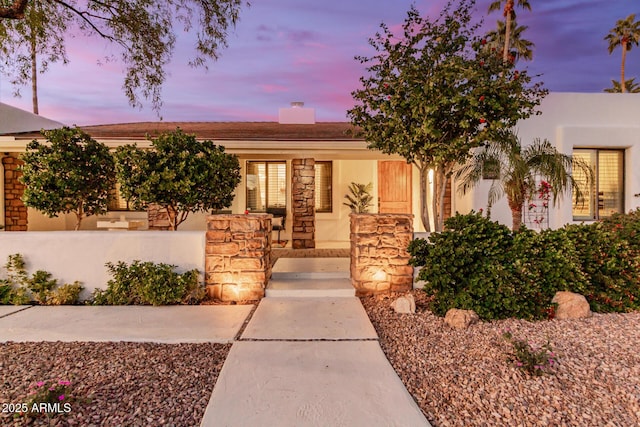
456,132,593,231
488,0,532,63
605,14,640,93
485,19,534,63
604,77,640,93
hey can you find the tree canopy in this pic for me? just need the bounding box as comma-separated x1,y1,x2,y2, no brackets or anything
114,129,241,230
0,0,246,112
19,126,116,230
0,0,71,114
348,0,547,231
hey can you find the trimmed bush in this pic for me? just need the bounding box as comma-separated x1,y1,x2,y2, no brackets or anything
409,212,521,320
561,223,640,313
409,210,640,320
511,228,588,318
92,261,204,306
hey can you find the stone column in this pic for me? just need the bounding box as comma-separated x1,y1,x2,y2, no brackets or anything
350,213,414,296
2,155,28,231
205,214,272,301
291,158,315,249
147,204,172,230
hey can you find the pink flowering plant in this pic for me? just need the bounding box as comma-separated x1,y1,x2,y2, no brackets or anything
22,379,73,417
502,329,556,376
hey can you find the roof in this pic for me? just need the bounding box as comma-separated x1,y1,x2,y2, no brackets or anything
79,121,362,141
0,102,65,135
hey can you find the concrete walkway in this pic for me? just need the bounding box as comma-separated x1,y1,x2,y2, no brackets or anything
200,258,430,427
0,257,430,426
0,305,252,343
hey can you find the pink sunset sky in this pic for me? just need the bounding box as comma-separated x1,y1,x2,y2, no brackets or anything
0,0,638,126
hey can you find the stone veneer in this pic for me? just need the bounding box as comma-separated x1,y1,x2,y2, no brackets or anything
147,204,172,230
291,158,315,249
205,214,272,301
350,213,414,296
2,155,28,231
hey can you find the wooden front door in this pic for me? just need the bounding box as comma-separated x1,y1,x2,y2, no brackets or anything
377,160,412,213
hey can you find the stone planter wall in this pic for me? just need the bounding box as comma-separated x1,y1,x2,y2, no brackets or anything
291,158,315,249
2,155,28,231
350,213,414,296
205,214,272,301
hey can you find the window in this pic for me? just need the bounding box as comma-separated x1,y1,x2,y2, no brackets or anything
315,161,332,212
108,183,131,211
246,161,286,211
572,149,624,220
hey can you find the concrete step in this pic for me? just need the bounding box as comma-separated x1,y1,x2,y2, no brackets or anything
266,279,355,298
271,257,350,280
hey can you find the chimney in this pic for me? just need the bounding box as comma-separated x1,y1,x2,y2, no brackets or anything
278,101,315,124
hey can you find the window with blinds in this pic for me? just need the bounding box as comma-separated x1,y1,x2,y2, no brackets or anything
572,149,624,220
315,161,332,212
246,161,287,211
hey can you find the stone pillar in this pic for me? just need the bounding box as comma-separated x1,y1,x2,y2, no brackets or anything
291,158,315,249
2,155,28,231
350,213,414,296
147,204,171,230
205,214,272,301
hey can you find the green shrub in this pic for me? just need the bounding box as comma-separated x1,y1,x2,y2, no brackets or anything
511,227,588,318
561,223,640,312
93,261,203,306
0,254,83,305
410,211,640,320
409,212,520,320
47,282,84,305
601,208,640,253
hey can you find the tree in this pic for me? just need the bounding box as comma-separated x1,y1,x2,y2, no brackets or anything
605,14,640,93
348,0,547,232
488,0,531,63
0,0,245,112
0,0,71,114
20,127,116,230
485,19,534,63
604,77,640,93
114,129,241,231
456,132,593,230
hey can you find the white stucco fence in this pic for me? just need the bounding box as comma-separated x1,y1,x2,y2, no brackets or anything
0,231,205,300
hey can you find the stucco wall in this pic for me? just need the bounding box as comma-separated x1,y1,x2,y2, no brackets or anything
0,231,205,300
457,92,640,228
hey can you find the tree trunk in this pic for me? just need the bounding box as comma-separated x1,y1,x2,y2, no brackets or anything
433,166,449,232
167,205,177,231
74,203,84,231
419,165,432,232
508,196,523,231
502,0,514,62
30,33,39,115
621,43,628,93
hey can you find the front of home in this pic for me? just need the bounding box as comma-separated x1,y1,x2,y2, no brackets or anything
1,93,640,244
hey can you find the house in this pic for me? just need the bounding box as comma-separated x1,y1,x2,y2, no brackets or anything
1,93,640,243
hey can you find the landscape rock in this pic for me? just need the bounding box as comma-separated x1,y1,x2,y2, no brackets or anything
391,293,416,314
552,291,592,319
444,308,479,329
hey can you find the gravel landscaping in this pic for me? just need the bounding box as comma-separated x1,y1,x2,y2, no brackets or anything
362,290,640,427
0,342,230,426
2,290,639,427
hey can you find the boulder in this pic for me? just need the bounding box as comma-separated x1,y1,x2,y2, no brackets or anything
552,291,592,319
391,293,416,314
444,309,479,329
